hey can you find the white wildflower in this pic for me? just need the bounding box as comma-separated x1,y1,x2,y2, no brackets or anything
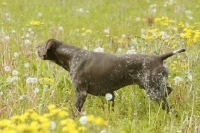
100,130,107,133
26,77,33,83
24,39,31,45
19,95,27,100
117,48,122,53
28,28,32,32
4,65,11,72
136,17,141,22
174,27,178,31
12,76,19,81
81,111,87,116
83,46,88,50
126,49,136,54
104,28,109,34
188,74,192,81
31,78,38,83
38,12,43,17
34,88,39,93
25,33,30,38
12,30,16,33
14,52,19,58
122,34,126,38
5,35,10,40
105,93,113,101
76,8,84,13
24,63,30,68
79,116,88,125
141,28,145,33
50,121,56,130
93,47,104,52
152,8,156,13
58,26,64,31
12,70,18,75
75,29,80,33
7,76,13,83
174,76,183,85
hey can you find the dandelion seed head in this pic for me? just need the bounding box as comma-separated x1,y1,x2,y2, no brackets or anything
141,28,145,33
93,47,104,52
76,8,84,13
83,46,88,50
58,26,64,31
105,93,113,101
24,63,30,68
24,39,31,45
34,88,39,93
174,76,183,85
126,49,136,54
25,33,30,38
122,34,126,38
12,30,16,33
5,35,10,40
12,70,18,75
152,8,156,13
100,130,107,133
12,76,19,81
7,76,13,83
104,28,109,34
50,121,56,130
31,78,38,83
38,12,43,17
79,116,88,125
28,28,32,32
14,52,19,58
188,74,192,81
136,17,141,22
4,66,11,72
26,77,32,83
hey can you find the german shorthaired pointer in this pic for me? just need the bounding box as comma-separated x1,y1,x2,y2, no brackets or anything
37,39,185,113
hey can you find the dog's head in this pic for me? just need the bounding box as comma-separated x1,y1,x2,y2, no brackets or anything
37,39,59,60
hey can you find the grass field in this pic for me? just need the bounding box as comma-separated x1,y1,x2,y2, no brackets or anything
0,0,200,132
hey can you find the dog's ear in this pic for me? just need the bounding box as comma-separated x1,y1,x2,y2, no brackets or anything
37,39,56,60
45,39,55,51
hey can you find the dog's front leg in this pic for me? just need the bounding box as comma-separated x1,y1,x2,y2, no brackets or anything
75,90,87,112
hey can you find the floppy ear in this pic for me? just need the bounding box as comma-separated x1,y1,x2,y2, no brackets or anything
45,39,55,51
37,39,55,59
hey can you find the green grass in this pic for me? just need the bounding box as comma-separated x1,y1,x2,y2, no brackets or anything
0,0,200,132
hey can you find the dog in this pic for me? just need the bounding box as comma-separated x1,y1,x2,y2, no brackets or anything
37,39,185,113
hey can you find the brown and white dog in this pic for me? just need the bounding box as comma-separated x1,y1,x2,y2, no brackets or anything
37,39,185,113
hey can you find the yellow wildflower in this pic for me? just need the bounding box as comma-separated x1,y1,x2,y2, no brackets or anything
48,104,56,110
58,110,69,118
39,78,54,86
87,115,107,126
81,33,85,36
106,34,110,37
2,2,7,5
16,124,27,131
78,126,87,131
29,20,44,26
118,38,124,44
85,29,92,34
178,22,184,28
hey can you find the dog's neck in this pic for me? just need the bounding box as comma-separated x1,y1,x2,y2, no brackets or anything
52,44,81,72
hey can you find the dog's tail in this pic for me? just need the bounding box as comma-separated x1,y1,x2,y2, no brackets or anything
159,49,185,61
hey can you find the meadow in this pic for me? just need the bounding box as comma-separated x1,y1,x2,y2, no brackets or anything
0,0,200,132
